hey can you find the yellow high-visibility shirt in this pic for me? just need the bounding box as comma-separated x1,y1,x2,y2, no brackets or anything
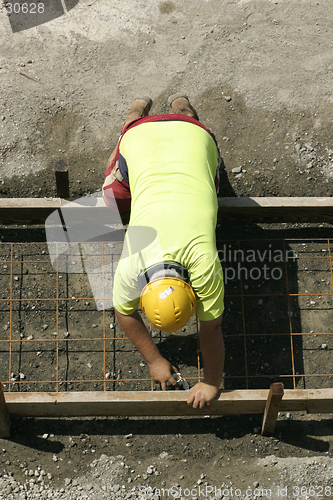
113,119,224,321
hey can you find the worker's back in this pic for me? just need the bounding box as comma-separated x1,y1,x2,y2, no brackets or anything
119,119,219,270
113,117,224,322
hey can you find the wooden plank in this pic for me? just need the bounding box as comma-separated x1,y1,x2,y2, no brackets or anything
0,382,11,438
217,197,333,223
0,198,108,225
4,390,270,417
306,389,333,413
4,388,332,418
1,197,333,225
55,160,70,198
261,382,284,436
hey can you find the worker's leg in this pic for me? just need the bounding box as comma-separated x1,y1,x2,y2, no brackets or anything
107,97,152,169
123,97,152,128
168,93,199,121
103,97,152,212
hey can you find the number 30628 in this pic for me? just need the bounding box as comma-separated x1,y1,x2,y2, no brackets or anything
4,3,45,14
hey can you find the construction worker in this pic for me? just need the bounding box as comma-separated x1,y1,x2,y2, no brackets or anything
103,94,224,408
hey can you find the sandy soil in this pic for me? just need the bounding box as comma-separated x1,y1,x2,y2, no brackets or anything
1,0,333,498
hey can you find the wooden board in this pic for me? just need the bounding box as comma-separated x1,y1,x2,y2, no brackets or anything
261,383,284,436
217,197,333,223
1,197,333,225
3,388,333,418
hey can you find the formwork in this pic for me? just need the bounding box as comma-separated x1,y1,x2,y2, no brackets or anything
1,196,333,438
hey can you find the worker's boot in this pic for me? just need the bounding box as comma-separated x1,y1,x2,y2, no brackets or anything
124,97,152,127
168,93,199,121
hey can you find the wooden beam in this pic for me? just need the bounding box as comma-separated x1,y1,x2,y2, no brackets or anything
4,390,268,417
261,382,284,436
1,197,333,225
217,197,333,223
0,197,108,225
3,388,333,418
0,382,11,438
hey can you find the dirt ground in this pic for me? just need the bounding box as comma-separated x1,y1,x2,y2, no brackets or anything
1,0,333,498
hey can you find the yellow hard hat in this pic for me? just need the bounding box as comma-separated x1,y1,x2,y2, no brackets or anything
140,277,197,333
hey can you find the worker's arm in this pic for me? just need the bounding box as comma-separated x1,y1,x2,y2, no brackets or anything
187,314,224,409
115,308,177,390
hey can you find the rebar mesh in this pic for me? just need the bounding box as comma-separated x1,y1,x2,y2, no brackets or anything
0,237,332,393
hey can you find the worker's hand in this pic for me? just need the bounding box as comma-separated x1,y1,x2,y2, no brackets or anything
187,381,219,409
148,357,178,391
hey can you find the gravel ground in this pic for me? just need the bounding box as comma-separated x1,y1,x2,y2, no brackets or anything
1,0,333,498
2,450,333,500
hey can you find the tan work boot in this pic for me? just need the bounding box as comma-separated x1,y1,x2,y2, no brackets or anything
168,93,199,120
124,96,153,127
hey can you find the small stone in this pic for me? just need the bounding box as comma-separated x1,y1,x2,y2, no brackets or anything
7,485,12,494
125,433,133,438
110,323,115,329
43,324,48,330
321,344,327,349
1,116,5,121
65,478,71,486
113,485,120,492
235,173,243,179
147,466,154,474
87,362,92,368
232,166,242,174
19,373,25,380
52,455,58,462
258,299,263,305
223,95,232,102
64,331,69,338
4,324,9,331
27,335,33,340
47,473,53,480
